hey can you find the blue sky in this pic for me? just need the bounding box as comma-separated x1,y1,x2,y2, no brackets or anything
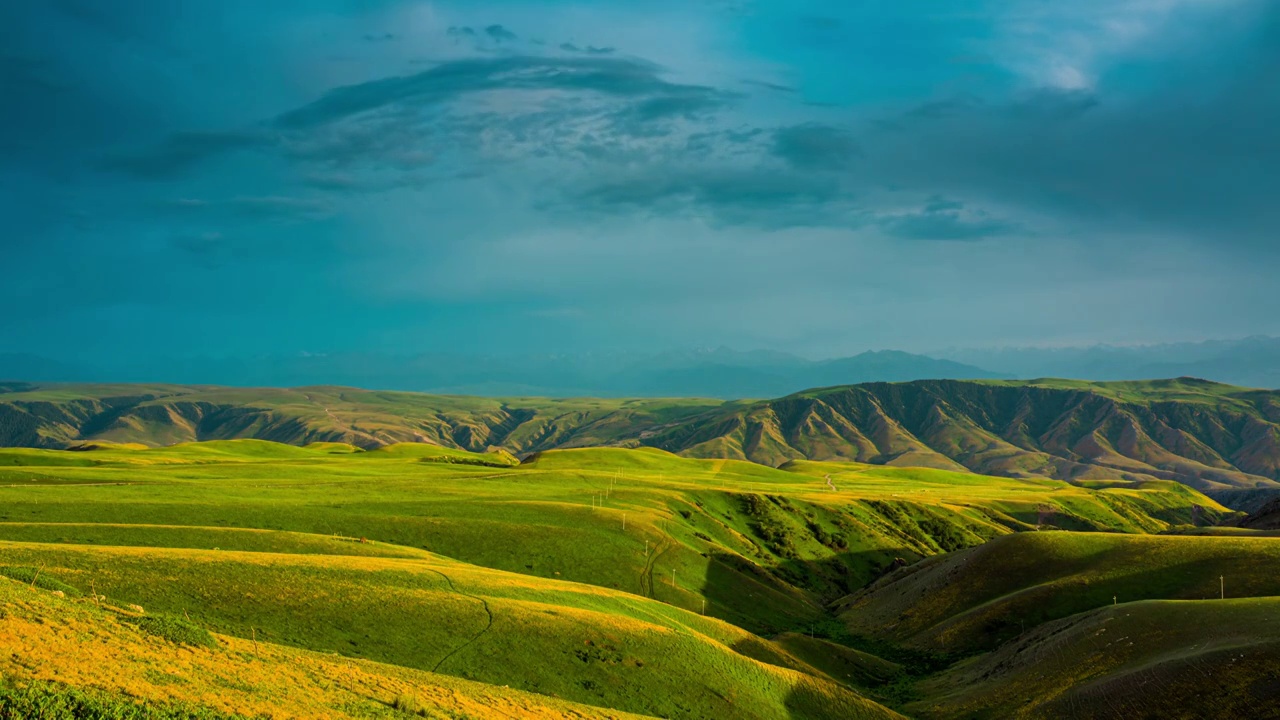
3,0,1278,361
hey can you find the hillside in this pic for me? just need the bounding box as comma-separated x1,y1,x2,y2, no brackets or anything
909,598,1280,719
2,378,1279,499
0,440,1270,719
0,442,1231,636
0,575,652,720
649,378,1280,493
837,532,1280,654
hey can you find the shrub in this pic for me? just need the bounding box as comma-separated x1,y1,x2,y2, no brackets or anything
0,680,233,719
128,616,217,649
0,566,82,597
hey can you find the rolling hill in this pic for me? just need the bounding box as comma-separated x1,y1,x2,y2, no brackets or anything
3,378,1280,501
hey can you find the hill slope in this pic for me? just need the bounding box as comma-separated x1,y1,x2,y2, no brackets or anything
837,532,1280,655
647,378,1280,492
2,378,1279,496
909,598,1280,719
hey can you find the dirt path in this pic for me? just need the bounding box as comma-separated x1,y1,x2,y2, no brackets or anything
426,568,496,673
824,474,838,491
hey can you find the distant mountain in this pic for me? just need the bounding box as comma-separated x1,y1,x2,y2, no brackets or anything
941,336,1280,389
0,348,1005,398
1,378,1278,501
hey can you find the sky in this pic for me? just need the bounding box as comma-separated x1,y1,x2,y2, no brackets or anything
3,0,1278,362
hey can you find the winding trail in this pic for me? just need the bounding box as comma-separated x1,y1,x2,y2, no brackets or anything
425,567,497,673
824,474,838,492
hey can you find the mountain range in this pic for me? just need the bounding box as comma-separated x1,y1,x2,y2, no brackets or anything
3,377,1278,507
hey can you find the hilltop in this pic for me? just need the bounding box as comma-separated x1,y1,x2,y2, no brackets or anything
2,378,1279,500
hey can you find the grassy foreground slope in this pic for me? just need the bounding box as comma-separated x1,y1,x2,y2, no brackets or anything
0,541,901,720
0,575,653,720
909,598,1280,719
3,378,1279,495
839,532,1280,655
0,441,1233,636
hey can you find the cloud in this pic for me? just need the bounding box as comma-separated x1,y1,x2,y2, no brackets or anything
566,166,857,229
100,130,268,179
273,56,730,130
560,42,615,55
485,24,517,42
772,124,861,171
878,201,1019,241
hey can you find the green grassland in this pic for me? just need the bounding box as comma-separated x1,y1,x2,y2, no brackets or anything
909,598,1280,719
4,378,1280,497
840,531,1280,655
1,438,1276,719
0,575,656,720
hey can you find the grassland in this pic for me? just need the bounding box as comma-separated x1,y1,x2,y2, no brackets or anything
0,438,1274,719
4,378,1279,496
910,598,1280,719
0,575,655,719
840,532,1280,654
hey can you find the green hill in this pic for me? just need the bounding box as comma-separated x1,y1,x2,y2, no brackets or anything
909,598,1280,719
3,378,1279,499
0,439,1274,718
0,441,1232,635
839,532,1280,655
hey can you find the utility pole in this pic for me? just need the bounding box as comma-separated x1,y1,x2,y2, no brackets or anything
1221,575,1225,600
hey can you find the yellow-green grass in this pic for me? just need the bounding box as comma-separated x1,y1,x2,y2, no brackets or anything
840,531,1280,655
0,441,1231,634
909,598,1280,719
0,576,651,719
0,541,901,720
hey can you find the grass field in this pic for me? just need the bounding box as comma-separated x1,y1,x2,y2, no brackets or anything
910,598,1280,719
0,439,1274,719
840,531,1280,654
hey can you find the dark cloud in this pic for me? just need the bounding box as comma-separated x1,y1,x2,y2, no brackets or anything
772,124,862,171
100,130,268,179
274,56,729,130
879,202,1018,241
485,25,518,42
568,167,855,229
560,43,616,55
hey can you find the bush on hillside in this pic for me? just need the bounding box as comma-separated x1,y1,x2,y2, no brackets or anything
0,680,233,719
0,566,82,597
127,615,217,649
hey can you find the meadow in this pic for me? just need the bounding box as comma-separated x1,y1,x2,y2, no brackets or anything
0,439,1276,718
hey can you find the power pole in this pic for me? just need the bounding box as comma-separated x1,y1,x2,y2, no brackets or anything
1221,575,1225,600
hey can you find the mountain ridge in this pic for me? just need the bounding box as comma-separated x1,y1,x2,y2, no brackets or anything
1,378,1278,499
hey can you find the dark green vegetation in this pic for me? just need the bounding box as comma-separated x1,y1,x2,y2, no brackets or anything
0,681,234,720
2,435,1276,719
3,378,1279,501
